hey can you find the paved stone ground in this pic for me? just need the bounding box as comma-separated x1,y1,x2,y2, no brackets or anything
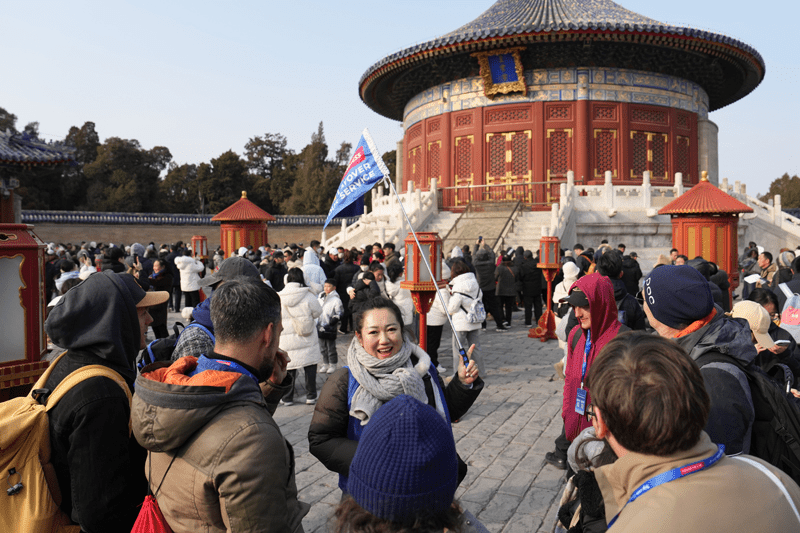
266,310,568,533
161,307,567,532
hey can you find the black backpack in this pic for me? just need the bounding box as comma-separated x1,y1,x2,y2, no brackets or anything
696,352,800,485
137,322,215,371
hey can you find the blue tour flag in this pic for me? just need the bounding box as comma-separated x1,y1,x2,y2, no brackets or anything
323,129,390,230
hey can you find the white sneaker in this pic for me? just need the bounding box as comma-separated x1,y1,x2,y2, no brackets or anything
326,364,337,374
437,364,447,374
319,364,329,373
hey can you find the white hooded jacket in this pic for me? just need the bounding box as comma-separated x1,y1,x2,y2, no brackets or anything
447,272,482,332
174,255,205,292
279,282,323,370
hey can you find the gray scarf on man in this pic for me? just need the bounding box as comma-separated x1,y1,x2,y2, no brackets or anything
348,335,441,425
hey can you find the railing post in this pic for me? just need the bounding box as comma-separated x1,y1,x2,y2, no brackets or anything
721,177,729,193
775,194,782,226
407,180,414,194
741,183,747,195
341,219,347,241
379,227,386,245
674,172,684,197
604,170,614,209
430,178,438,215
567,171,575,201
734,181,741,195
550,202,559,232
642,170,652,209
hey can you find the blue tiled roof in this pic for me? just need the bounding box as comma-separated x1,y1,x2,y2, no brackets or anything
359,0,765,119
0,130,76,165
21,210,360,227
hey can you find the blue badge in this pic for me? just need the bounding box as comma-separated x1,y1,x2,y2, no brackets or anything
575,388,587,416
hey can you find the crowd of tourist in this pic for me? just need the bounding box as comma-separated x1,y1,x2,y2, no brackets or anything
30,234,800,532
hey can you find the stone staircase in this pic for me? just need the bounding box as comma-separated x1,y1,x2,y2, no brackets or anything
441,202,520,254
424,211,460,238
501,210,553,253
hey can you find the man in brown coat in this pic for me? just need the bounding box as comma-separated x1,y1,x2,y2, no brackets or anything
132,277,309,532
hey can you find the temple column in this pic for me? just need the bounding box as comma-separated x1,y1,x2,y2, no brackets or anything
698,119,719,186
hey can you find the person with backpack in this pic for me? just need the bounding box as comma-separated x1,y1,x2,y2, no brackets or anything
318,279,344,374
448,260,486,376
776,256,800,314
40,271,170,532
308,297,483,497
642,265,757,455
544,273,630,472
585,332,800,532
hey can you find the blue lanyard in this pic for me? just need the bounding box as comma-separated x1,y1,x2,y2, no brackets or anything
608,444,725,528
580,330,592,388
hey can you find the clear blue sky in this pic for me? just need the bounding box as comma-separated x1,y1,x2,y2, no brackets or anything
5,0,796,199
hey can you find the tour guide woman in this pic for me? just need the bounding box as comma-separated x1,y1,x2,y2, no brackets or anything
309,297,484,490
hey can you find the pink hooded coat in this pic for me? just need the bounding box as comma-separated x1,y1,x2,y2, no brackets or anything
562,273,623,441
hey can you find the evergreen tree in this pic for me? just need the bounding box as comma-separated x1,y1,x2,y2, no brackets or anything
759,173,800,209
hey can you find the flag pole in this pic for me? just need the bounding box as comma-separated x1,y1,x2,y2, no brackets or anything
381,176,471,365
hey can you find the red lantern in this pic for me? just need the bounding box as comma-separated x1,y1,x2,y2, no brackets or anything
0,224,48,398
529,236,560,342
400,232,444,351
192,235,208,261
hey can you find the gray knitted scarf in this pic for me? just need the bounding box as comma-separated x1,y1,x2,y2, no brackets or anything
347,336,428,425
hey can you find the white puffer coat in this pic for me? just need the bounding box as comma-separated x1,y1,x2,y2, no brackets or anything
302,247,327,295
385,278,414,327
447,272,482,332
174,255,205,292
279,282,323,370
427,261,452,327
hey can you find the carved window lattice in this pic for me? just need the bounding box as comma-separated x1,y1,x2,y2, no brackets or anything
549,131,570,176
676,136,690,179
548,106,569,120
676,114,689,129
488,135,506,178
427,142,440,185
595,130,616,177
512,133,528,176
428,119,441,133
408,146,422,182
631,108,667,125
631,132,647,177
652,134,668,179
594,105,615,120
455,137,472,181
455,114,472,128
408,124,422,140
487,108,530,124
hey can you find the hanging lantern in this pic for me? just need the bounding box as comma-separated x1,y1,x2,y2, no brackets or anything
192,235,208,261
530,235,561,342
400,232,444,350
0,224,48,397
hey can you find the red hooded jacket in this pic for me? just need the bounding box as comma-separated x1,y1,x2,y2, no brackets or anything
563,273,624,441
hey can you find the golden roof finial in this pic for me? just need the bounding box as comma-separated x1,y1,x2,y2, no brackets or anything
701,171,708,182
241,191,248,198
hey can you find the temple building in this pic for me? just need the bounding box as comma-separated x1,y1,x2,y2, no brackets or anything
359,0,764,209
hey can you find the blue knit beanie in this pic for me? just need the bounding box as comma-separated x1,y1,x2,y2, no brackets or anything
643,265,713,329
347,395,458,524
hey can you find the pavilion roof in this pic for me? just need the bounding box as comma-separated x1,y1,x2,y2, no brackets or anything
211,191,276,222
359,0,765,120
0,130,76,166
659,174,754,215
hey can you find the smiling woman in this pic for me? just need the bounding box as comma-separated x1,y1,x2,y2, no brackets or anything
308,296,484,496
